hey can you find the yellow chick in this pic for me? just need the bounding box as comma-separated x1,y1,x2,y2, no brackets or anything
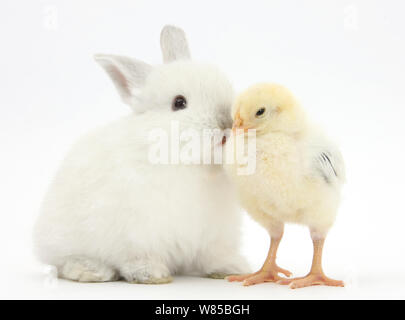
225,83,345,289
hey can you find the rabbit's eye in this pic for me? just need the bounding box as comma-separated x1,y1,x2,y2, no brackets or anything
172,95,187,111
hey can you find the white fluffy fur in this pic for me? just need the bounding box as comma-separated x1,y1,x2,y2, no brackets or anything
33,26,248,283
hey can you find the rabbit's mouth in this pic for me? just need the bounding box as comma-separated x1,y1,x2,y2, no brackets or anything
212,133,227,148
221,129,232,145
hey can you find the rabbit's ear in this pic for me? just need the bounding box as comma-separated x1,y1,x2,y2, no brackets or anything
160,25,191,63
94,54,152,107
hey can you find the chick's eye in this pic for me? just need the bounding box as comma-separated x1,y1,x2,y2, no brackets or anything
172,95,187,111
255,107,266,117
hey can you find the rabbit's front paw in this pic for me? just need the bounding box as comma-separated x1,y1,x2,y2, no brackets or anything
202,253,252,279
59,256,119,282
119,260,172,284
206,272,232,279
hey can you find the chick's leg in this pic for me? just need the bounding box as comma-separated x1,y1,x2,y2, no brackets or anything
278,232,344,289
227,224,292,286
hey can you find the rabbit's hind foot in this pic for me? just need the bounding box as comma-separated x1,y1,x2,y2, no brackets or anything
58,256,119,282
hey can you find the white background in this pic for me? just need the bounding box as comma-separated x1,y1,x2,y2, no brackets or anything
1,0,405,299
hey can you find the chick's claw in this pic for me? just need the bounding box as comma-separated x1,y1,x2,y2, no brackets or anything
226,270,263,282
277,273,344,289
274,265,292,278
242,271,283,286
226,273,258,282
227,265,292,286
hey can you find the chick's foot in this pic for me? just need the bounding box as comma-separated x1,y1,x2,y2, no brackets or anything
226,271,260,282
277,273,344,289
227,265,292,286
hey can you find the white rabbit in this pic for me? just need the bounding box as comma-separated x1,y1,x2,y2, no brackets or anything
33,25,249,284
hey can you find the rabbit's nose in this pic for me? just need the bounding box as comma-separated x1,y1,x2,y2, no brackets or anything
217,110,233,130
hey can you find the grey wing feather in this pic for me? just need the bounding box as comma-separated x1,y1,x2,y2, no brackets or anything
315,150,345,184
306,132,346,185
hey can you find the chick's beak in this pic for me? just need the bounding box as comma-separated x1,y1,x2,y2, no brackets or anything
232,111,250,133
